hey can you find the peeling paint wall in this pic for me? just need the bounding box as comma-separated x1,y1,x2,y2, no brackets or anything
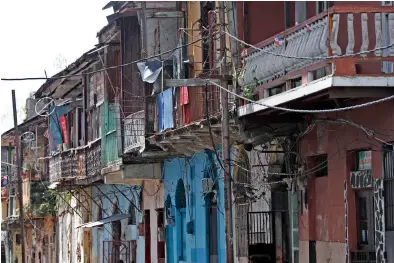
163,151,226,263
142,180,164,263
299,100,393,263
232,145,272,263
57,189,91,263
91,184,143,263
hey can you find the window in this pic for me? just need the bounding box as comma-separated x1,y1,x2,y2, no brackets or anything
313,154,328,177
268,83,286,97
112,198,120,214
382,12,393,73
316,1,334,14
15,234,21,245
289,77,302,90
8,188,16,217
383,144,394,231
96,200,103,220
128,202,136,225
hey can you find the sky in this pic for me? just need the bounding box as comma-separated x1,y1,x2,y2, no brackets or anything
0,0,112,135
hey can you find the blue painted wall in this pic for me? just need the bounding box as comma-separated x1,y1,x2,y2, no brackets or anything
91,184,144,263
164,150,226,263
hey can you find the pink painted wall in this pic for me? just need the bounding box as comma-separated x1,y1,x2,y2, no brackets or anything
299,99,394,251
142,180,164,263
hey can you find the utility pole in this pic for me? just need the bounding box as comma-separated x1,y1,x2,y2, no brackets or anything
12,90,26,263
219,3,234,263
141,1,149,137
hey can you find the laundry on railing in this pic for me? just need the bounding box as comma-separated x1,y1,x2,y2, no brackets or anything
158,88,174,132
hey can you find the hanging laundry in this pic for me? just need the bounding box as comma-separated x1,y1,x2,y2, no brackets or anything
157,93,164,131
180,86,189,106
162,88,174,131
182,104,191,125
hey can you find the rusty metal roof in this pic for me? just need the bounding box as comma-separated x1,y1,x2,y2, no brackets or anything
34,47,99,99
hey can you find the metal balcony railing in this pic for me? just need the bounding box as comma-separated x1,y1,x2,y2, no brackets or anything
48,149,86,183
241,6,394,98
124,110,145,154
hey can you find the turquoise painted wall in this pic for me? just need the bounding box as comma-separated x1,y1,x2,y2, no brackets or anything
164,150,226,263
91,184,143,263
101,102,120,167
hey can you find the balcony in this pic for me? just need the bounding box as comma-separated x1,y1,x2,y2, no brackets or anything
148,84,240,155
85,139,102,184
124,110,145,154
241,6,394,101
48,149,86,184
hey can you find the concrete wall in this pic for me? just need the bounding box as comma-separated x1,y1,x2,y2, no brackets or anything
298,100,394,263
57,194,84,263
91,184,143,263
163,151,226,263
142,180,164,263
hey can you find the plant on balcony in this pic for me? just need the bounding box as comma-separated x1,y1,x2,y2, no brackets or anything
243,86,254,100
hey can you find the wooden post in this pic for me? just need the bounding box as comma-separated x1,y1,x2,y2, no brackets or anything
11,90,26,263
219,3,234,263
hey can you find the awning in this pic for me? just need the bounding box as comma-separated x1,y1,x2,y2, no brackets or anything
75,213,131,229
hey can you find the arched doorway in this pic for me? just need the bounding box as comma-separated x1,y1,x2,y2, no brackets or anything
175,178,187,261
233,149,251,262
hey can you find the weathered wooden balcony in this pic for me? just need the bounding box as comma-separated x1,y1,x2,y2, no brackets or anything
48,148,86,184
85,139,102,183
241,6,394,100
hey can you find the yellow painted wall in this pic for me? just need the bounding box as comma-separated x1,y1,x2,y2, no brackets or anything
13,231,22,263
186,2,232,77
187,2,203,77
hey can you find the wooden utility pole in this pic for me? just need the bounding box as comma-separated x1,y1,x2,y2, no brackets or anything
12,90,26,263
141,1,149,137
219,3,234,263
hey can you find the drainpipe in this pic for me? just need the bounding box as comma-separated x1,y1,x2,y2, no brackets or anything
55,218,59,263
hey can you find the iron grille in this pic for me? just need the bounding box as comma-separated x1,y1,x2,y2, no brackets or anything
383,144,394,231
103,240,131,263
351,251,376,263
247,212,274,245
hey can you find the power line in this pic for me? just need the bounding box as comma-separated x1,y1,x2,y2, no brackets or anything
208,80,394,114
1,31,220,82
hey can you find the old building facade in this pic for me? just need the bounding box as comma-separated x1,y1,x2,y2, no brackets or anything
2,1,394,263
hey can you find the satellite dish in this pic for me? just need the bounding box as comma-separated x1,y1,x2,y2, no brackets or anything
20,131,35,144
35,97,56,117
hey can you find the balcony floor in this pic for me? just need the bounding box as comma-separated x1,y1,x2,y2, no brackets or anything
148,114,241,156
238,75,394,118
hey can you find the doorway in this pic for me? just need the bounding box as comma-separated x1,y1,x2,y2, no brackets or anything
144,210,151,263
355,190,375,251
208,206,218,263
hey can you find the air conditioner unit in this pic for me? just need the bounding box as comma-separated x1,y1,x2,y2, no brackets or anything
157,227,166,242
202,178,214,194
166,205,175,219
